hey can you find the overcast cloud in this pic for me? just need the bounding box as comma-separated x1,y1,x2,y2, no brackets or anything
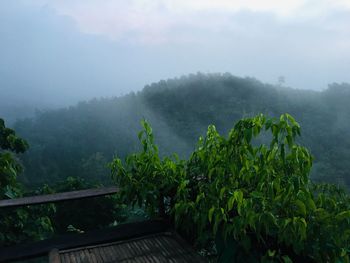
0,0,350,107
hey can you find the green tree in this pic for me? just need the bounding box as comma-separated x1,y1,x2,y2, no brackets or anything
15,74,350,190
111,114,350,262
0,118,28,198
111,120,185,219
0,118,54,246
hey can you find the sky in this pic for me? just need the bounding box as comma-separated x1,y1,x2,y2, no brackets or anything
1,0,350,107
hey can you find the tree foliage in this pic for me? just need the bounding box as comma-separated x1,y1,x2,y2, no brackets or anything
111,114,350,262
0,118,54,246
111,120,185,219
0,118,28,198
45,176,127,234
14,74,350,190
0,119,126,246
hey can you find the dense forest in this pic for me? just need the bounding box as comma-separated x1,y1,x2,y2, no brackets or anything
13,73,350,190
2,73,350,261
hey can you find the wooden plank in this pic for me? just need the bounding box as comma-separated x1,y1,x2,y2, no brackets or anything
0,186,118,208
60,233,207,263
90,248,104,263
63,253,71,263
68,252,78,263
86,249,98,263
49,249,61,263
0,220,169,262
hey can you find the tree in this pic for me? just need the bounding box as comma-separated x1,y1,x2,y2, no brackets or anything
0,118,28,198
0,118,53,246
111,114,350,262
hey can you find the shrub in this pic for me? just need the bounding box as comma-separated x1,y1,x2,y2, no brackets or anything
111,114,350,262
0,118,54,246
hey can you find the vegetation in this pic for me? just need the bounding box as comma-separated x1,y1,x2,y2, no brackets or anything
1,74,349,260
37,177,128,235
0,119,126,246
0,118,54,246
111,114,350,262
13,74,350,190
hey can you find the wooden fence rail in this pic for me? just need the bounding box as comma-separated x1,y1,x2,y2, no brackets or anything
0,186,119,208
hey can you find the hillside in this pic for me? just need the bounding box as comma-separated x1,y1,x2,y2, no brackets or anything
13,73,350,189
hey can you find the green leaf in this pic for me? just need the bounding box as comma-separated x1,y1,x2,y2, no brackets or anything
228,196,235,210
244,128,252,143
234,190,243,205
4,186,16,199
209,207,215,223
295,200,307,216
286,135,293,148
250,191,263,199
267,249,276,257
282,256,293,263
298,218,307,240
196,193,205,203
335,211,350,221
340,248,347,257
220,187,226,199
306,197,316,212
253,125,260,137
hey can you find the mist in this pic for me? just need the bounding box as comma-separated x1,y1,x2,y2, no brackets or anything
1,0,350,124
1,0,350,186
1,1,350,259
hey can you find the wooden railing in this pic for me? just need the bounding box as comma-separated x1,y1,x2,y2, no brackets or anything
0,186,120,262
0,186,118,208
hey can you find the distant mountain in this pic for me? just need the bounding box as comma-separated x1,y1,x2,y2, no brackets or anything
0,99,59,126
13,73,350,189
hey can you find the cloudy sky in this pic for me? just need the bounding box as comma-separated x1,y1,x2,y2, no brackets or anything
1,0,350,106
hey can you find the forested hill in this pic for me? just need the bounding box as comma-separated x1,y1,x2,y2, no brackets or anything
13,73,350,189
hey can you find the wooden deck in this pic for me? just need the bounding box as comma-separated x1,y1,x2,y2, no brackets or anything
0,220,206,263
51,232,206,263
0,188,207,263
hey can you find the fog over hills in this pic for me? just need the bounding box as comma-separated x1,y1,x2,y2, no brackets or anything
12,74,350,190
1,1,350,258
1,1,350,125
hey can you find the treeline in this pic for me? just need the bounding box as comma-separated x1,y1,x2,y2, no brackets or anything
13,73,350,189
0,118,128,246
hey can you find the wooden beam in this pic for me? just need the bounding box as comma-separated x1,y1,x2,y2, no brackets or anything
49,249,61,263
0,186,118,208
